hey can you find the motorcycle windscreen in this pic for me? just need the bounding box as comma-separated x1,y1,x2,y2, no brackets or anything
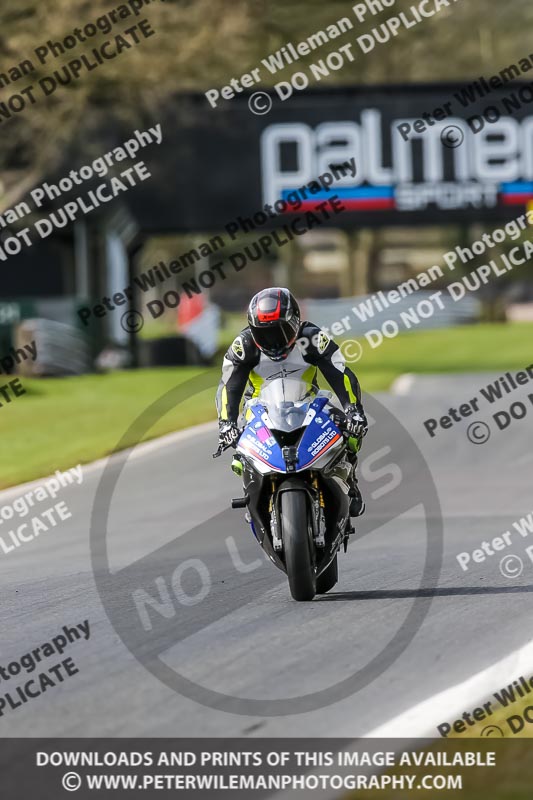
259,377,314,432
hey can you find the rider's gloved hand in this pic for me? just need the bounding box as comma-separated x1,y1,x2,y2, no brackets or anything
218,421,240,448
344,403,368,439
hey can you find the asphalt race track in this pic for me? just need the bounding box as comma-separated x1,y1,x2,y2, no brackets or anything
2,374,533,738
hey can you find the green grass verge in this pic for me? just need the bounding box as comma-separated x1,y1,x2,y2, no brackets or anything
0,368,219,489
351,322,533,379
1,322,531,488
345,739,533,799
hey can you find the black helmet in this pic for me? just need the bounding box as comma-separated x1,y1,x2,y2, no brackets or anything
247,287,301,361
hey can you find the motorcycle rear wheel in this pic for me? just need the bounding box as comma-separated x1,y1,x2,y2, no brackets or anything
281,490,316,601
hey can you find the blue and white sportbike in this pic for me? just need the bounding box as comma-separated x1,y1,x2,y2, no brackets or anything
214,378,362,601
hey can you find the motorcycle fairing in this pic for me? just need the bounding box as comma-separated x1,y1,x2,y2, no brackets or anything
295,398,343,471
236,396,343,475
236,404,285,473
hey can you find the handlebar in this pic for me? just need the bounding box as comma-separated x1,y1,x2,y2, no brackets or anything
212,442,232,459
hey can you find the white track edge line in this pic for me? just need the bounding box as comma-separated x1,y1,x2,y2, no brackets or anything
358,636,533,738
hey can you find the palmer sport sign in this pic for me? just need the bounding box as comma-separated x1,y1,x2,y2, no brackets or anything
261,109,533,216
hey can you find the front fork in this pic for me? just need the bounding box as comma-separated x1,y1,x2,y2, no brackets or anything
311,475,326,549
269,474,325,552
269,484,282,551
231,458,328,555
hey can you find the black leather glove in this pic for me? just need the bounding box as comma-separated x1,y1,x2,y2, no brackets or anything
344,403,368,439
218,421,240,448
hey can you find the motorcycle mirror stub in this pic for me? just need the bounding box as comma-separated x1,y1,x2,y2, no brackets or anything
347,435,362,453
231,457,243,477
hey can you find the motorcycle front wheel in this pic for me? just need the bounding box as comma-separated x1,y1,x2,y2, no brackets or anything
281,490,316,601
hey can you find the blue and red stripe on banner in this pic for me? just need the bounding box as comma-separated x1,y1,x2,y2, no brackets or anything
500,182,533,205
281,186,396,211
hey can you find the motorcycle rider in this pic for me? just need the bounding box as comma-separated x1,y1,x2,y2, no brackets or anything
216,287,368,517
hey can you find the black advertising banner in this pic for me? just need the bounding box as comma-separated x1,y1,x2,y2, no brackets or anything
126,81,533,232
